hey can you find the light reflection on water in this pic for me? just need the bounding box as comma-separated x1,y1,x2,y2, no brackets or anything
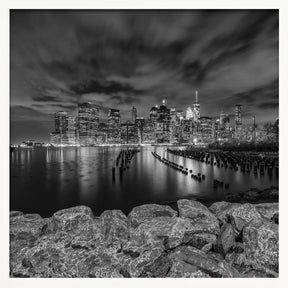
10,147,278,217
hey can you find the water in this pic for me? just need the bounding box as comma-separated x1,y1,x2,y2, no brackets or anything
10,147,278,217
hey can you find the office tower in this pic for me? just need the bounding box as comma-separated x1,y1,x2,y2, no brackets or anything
132,106,137,123
193,90,200,122
235,104,242,139
78,102,99,146
142,119,156,144
156,100,170,143
220,111,227,127
199,117,213,142
186,107,193,120
181,119,193,143
135,117,145,143
107,109,121,143
67,115,77,145
53,111,68,145
120,121,138,144
150,105,159,123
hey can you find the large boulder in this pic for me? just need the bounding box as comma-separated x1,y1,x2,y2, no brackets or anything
213,223,236,255
130,216,215,250
167,259,211,277
243,219,278,273
99,210,128,243
128,204,177,229
177,199,220,235
10,213,47,242
169,246,240,277
45,206,95,234
209,202,263,232
255,203,279,221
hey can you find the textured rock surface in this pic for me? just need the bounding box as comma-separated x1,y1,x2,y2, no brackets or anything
177,199,220,235
209,202,263,231
128,203,177,229
213,223,236,255
10,200,279,278
255,203,279,220
243,219,279,273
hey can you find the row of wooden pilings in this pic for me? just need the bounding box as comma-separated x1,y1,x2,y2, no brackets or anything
112,148,140,181
167,149,278,177
151,151,206,182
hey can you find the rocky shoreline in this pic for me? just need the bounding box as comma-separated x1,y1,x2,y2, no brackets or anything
10,197,279,278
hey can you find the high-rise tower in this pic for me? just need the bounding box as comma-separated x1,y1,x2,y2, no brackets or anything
132,106,137,123
234,104,242,139
193,90,200,122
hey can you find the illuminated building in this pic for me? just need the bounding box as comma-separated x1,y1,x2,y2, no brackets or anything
149,105,159,123
132,106,137,123
156,100,170,143
193,91,200,122
199,117,214,142
186,107,193,120
234,104,242,139
66,115,78,145
135,117,145,143
120,121,138,144
78,102,99,146
107,109,121,143
142,119,156,144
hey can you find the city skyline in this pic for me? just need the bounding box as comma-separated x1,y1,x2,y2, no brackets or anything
10,10,279,142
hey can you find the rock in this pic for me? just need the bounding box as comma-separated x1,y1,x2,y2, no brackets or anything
130,216,211,250
10,213,46,242
169,246,240,277
185,233,216,252
138,252,172,277
224,243,246,267
167,259,210,277
126,247,164,277
10,213,48,267
243,219,278,273
259,188,279,199
255,203,279,221
99,210,128,243
46,206,94,234
128,204,177,229
10,211,24,217
272,213,279,224
89,265,124,278
224,193,242,202
213,223,236,255
242,189,260,201
177,199,220,235
209,202,263,232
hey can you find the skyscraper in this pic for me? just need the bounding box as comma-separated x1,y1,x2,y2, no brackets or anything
67,115,78,145
193,91,200,122
235,105,242,127
186,107,193,120
55,111,68,134
234,104,242,139
107,109,121,143
132,106,137,123
156,100,170,143
54,111,68,145
78,102,100,146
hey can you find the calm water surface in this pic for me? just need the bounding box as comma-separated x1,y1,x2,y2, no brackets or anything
10,147,278,217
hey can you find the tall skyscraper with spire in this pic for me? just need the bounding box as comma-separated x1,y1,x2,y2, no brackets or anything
132,106,137,123
193,90,200,122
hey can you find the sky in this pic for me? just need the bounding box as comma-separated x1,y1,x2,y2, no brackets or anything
10,10,279,143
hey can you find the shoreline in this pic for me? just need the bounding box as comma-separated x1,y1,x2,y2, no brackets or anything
10,196,279,278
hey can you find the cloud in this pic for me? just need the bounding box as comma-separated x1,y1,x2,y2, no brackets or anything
10,10,279,142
